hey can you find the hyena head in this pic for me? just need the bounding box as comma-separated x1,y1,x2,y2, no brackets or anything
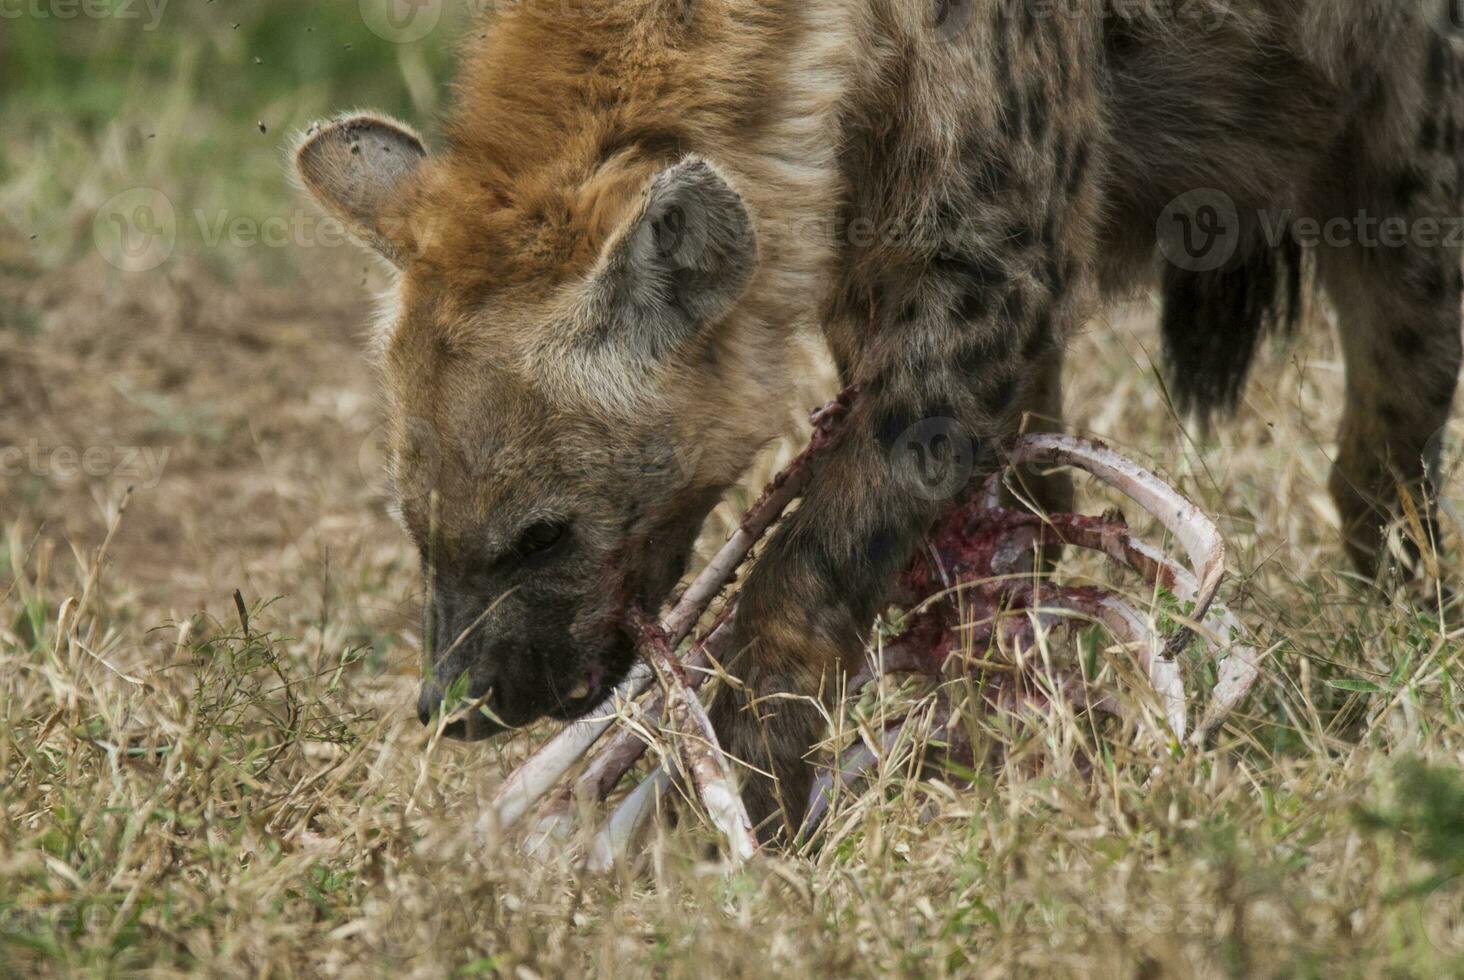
294,112,785,738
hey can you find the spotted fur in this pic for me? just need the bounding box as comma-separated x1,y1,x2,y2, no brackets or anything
296,0,1464,838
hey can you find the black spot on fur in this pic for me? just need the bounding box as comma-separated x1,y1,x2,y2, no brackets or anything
1052,139,1070,184
863,525,899,572
1393,325,1427,358
1001,288,1027,327
1042,253,1064,295
984,374,1018,414
1066,141,1090,196
1024,83,1050,143
1023,321,1053,361
1005,223,1037,251
1422,116,1441,152
1394,169,1427,208
934,250,1009,295
874,397,954,451
1413,258,1450,302
957,335,995,377
973,154,1016,196
1428,36,1450,91
597,128,685,165
1430,375,1459,410
1028,306,1055,353
956,286,990,322
875,405,919,451
999,101,1023,142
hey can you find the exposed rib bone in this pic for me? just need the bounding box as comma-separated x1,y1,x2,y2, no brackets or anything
998,435,1227,648
630,608,759,864
1191,606,1262,746
792,436,1261,838
586,764,673,872
982,438,1261,741
485,394,1260,863
485,664,655,837
801,721,912,840
567,615,733,806
485,395,854,835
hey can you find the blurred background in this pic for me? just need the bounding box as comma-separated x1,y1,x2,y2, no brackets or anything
0,1,469,636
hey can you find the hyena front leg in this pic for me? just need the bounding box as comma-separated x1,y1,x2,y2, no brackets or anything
710,9,1104,840
1004,345,1074,526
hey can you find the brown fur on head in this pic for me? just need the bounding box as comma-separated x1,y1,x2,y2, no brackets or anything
292,3,826,736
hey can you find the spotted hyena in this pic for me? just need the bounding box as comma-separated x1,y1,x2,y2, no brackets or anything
296,1,1464,837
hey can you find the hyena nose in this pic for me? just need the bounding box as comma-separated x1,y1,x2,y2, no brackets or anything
416,690,436,728
417,688,473,739
416,680,508,741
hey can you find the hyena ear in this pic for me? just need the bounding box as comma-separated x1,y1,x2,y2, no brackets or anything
593,156,757,360
293,113,427,265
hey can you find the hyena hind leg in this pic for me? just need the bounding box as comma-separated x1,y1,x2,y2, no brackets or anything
1314,25,1464,581
1317,224,1463,578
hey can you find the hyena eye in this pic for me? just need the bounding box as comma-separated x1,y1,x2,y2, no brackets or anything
516,520,570,561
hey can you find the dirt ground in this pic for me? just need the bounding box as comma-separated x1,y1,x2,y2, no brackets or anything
0,228,425,658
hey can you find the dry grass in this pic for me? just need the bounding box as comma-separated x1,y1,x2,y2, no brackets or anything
5,5,1464,977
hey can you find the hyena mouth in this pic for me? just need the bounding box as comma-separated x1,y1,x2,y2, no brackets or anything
547,630,638,720
552,662,605,716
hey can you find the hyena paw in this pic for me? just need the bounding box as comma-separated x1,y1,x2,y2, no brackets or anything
707,661,825,843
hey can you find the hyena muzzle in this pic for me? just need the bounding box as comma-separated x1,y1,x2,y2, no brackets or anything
296,1,1464,838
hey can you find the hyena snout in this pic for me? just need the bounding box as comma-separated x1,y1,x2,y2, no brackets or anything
417,584,633,740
